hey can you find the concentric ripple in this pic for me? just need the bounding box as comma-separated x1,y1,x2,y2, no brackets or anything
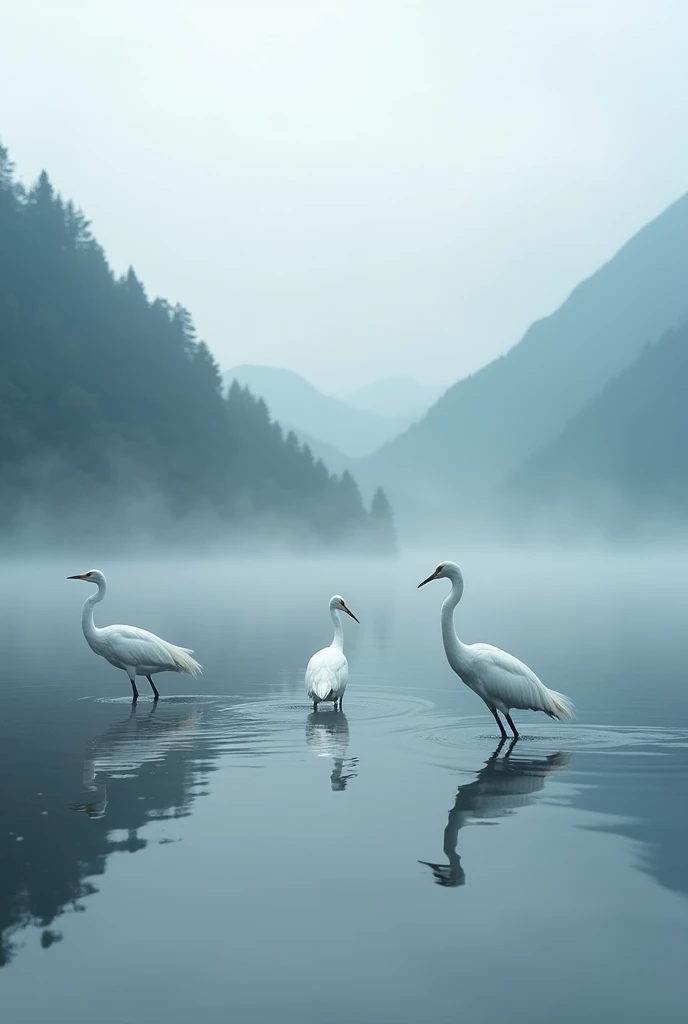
226,691,434,725
83,694,688,779
396,711,688,769
79,692,436,769
207,691,434,762
92,694,221,706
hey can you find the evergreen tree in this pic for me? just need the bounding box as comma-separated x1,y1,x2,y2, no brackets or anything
369,487,397,555
0,137,396,550
339,470,364,514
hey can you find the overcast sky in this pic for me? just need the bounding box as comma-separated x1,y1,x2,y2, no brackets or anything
2,1,688,394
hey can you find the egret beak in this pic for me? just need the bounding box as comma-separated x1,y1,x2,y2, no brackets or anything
342,604,360,624
417,571,439,588
67,573,90,580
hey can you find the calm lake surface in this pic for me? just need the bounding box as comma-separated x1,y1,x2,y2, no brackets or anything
1,550,687,1022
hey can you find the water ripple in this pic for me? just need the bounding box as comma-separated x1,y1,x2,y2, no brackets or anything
396,713,688,769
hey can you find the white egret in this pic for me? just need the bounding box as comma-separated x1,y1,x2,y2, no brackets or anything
305,595,359,711
68,569,202,701
418,562,574,739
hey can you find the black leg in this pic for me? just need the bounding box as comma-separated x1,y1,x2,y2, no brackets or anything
129,677,139,701
490,738,508,760
486,702,507,739
146,675,160,700
338,696,343,710
505,712,520,739
313,701,318,712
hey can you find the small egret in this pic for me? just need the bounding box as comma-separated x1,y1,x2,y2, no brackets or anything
418,561,574,738
68,569,202,701
305,595,359,711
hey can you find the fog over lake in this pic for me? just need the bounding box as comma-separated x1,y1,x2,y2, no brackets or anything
1,550,686,1023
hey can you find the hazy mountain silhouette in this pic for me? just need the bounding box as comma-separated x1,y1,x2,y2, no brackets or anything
344,377,440,420
223,365,412,459
509,320,688,534
362,191,688,530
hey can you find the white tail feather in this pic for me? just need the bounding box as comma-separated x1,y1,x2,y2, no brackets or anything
545,688,575,721
169,645,203,677
311,671,335,700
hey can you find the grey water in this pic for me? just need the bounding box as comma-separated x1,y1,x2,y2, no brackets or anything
1,550,687,1023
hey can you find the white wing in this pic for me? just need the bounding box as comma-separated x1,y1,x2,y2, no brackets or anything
305,647,348,700
98,625,179,671
468,644,570,717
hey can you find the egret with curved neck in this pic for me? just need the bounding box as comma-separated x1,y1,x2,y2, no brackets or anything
68,569,202,701
418,561,574,739
305,595,360,711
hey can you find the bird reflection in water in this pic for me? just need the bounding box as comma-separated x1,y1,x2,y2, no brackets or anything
71,702,202,820
305,709,358,791
70,775,108,820
420,739,570,887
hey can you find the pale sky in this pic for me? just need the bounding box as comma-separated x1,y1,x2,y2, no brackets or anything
2,0,688,394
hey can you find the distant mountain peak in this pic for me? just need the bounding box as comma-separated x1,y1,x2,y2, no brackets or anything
344,377,440,419
227,363,310,382
222,365,424,461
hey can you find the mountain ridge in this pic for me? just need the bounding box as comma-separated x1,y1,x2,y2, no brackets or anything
508,320,688,534
361,188,688,529
223,364,411,460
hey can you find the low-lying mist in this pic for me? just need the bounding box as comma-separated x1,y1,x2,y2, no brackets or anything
0,447,397,560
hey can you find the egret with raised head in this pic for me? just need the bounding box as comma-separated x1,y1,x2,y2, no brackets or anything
305,595,359,711
418,561,574,739
68,569,202,701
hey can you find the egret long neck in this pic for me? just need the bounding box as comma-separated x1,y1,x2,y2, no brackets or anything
82,583,106,645
330,606,344,651
441,578,469,674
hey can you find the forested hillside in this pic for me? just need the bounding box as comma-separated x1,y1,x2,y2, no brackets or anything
0,142,395,551
510,322,688,534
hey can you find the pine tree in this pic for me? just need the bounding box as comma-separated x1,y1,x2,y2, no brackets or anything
327,470,365,544
0,137,396,550
369,487,398,555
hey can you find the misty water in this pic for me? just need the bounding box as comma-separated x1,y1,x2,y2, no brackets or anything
1,551,687,1022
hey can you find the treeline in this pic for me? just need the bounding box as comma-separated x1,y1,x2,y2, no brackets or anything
0,141,396,551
